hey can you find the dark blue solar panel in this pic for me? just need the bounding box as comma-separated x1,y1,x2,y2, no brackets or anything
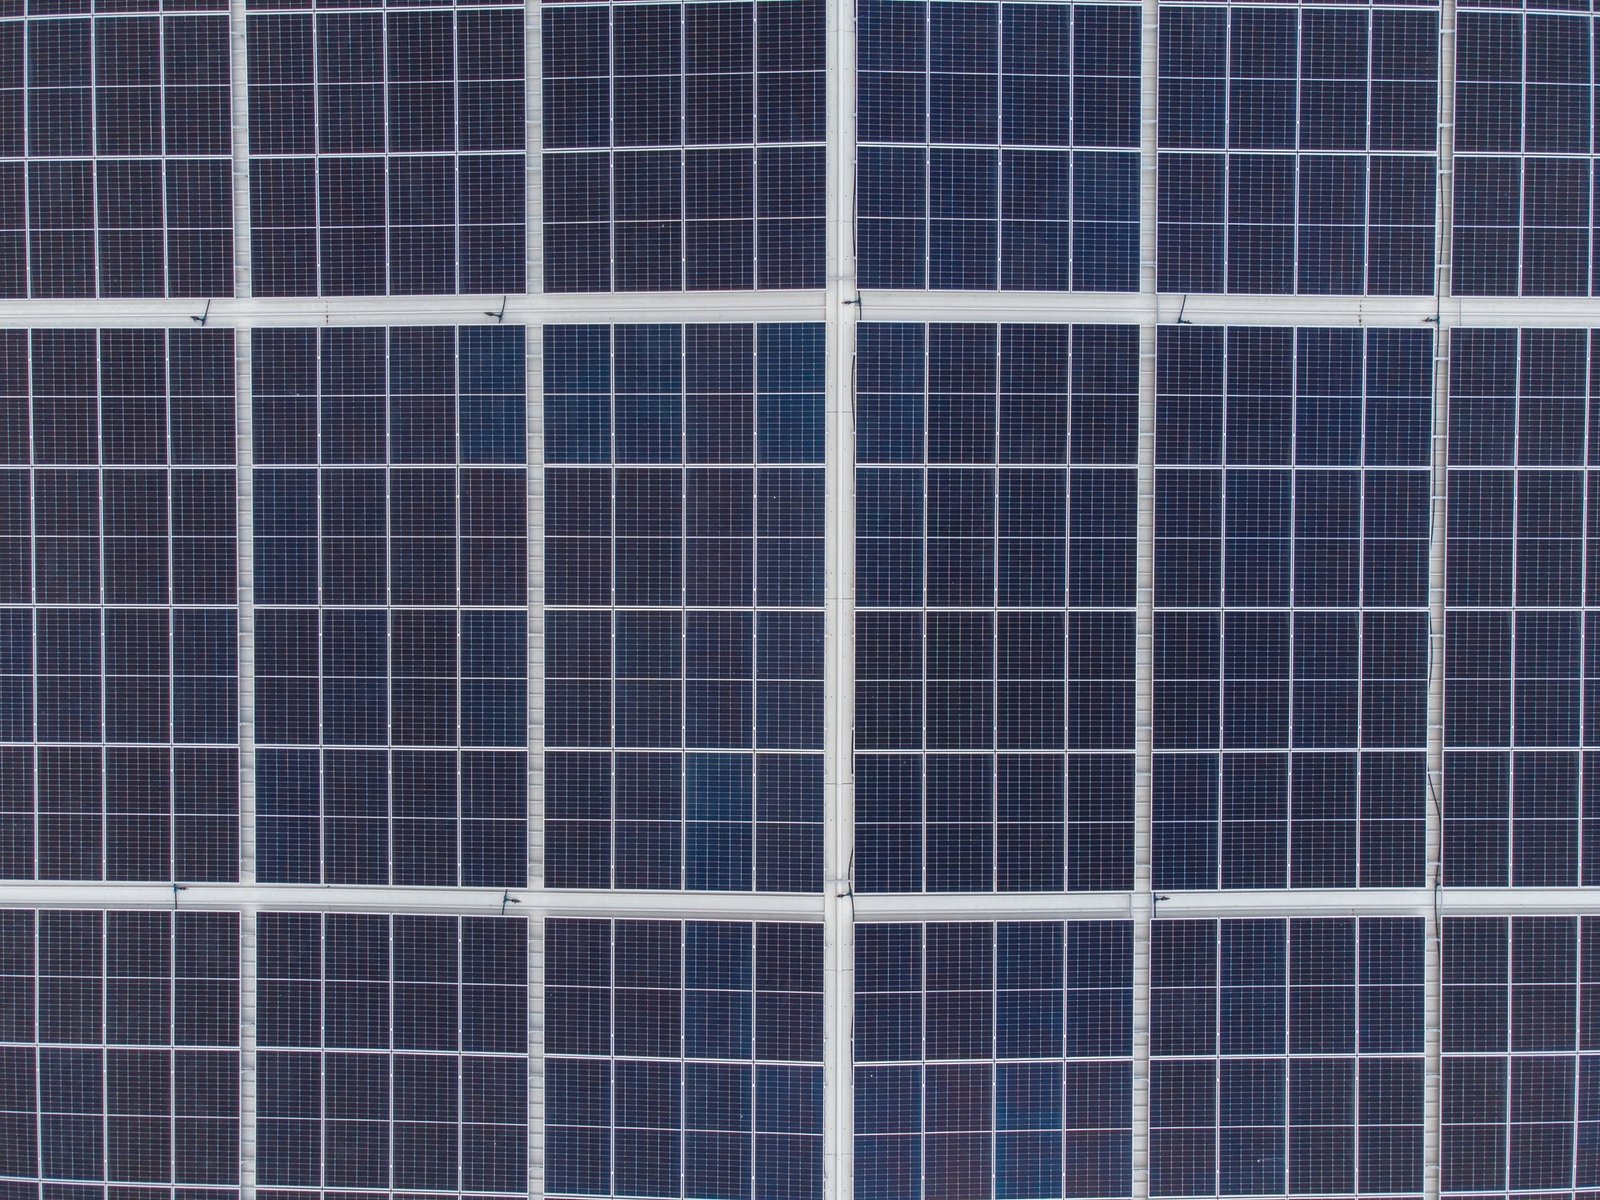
246,2,524,296
252,325,528,887
1150,917,1425,1198
1442,916,1600,1194
545,917,824,1200
1157,1,1437,295
854,920,1134,1200
1453,10,1599,294
543,323,826,893
0,909,242,1198
855,322,1139,893
0,328,240,884
0,8,234,297
542,0,825,292
1154,327,1431,890
856,0,1141,291
1444,330,1600,888
256,912,527,1198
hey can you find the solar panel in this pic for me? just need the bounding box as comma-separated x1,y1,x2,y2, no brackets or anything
253,325,527,887
256,911,527,1197
856,0,1141,291
1453,5,1598,295
543,322,826,892
1157,0,1437,295
1155,327,1432,890
0,908,242,1197
1150,916,1425,1198
1441,916,1598,1194
855,920,1134,1200
855,323,1138,893
246,0,524,297
544,917,824,1200
541,0,825,292
0,328,240,884
0,2,234,298
1445,329,1592,887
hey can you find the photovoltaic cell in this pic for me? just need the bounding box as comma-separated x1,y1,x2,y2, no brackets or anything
1150,917,1425,1198
1154,328,1432,890
856,0,1141,291
1442,916,1600,1194
542,0,826,292
544,917,824,1200
1444,330,1600,887
256,912,527,1198
0,3,234,297
1453,5,1600,295
253,325,528,888
0,328,240,884
0,908,242,1198
543,323,826,892
855,323,1138,893
854,921,1135,1200
1157,0,1438,295
246,0,524,296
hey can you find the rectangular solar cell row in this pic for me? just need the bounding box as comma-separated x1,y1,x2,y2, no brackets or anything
545,917,824,1200
543,322,827,892
0,329,240,884
0,909,241,1199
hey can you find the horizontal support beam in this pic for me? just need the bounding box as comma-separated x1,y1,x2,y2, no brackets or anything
0,291,1595,330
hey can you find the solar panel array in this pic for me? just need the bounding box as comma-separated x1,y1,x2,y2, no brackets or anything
544,918,824,1200
246,0,524,296
855,921,1134,1200
0,329,240,884
1,4,234,298
543,323,826,892
257,912,528,1197
1155,327,1432,890
8,0,1600,1197
0,909,242,1198
856,0,1140,290
855,323,1137,892
1157,0,1438,295
254,325,528,887
1445,329,1600,887
541,0,825,292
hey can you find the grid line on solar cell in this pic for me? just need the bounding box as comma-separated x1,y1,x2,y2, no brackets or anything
1156,0,1439,295
544,916,825,1200
1444,329,1600,888
854,322,1140,894
1153,326,1433,891
1452,8,1600,295
542,322,827,893
853,920,1136,1200
255,910,528,1197
0,7,235,297
0,328,241,884
252,325,529,888
245,0,525,296
541,0,827,293
1148,916,1427,1198
855,0,1142,291
1440,915,1600,1195
0,908,243,1196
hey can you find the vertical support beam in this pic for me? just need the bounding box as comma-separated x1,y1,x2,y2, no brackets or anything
1131,0,1162,1192
824,0,859,1188
237,907,258,1200
528,319,545,892
235,328,255,884
1423,4,1456,1198
526,0,543,303
228,0,252,298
